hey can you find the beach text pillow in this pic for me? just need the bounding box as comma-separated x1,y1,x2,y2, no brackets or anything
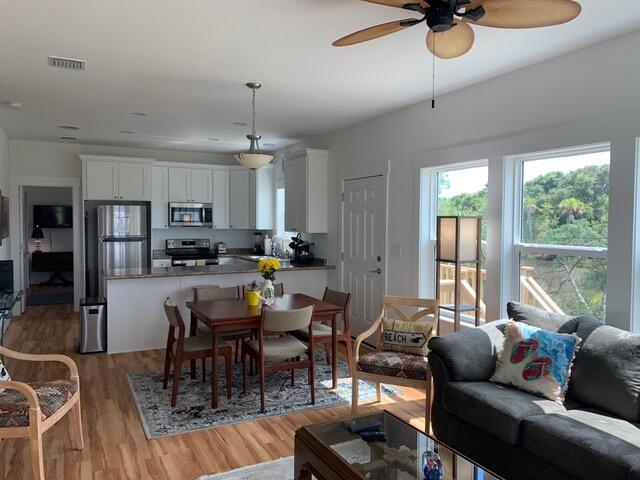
382,319,434,356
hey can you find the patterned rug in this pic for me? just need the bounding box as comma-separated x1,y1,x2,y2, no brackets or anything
128,353,401,439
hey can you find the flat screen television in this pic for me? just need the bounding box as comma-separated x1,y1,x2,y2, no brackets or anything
33,205,72,228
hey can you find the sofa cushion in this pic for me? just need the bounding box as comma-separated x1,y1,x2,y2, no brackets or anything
442,381,567,445
0,378,77,427
356,351,429,381
568,322,640,422
522,409,640,480
507,302,579,333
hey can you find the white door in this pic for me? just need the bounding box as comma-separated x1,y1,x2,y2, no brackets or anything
168,167,189,202
229,170,250,229
19,186,28,313
86,160,118,200
118,163,150,200
189,168,212,203
212,169,229,229
151,166,168,229
342,175,386,336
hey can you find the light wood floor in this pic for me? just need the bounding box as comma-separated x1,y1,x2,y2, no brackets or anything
0,304,428,480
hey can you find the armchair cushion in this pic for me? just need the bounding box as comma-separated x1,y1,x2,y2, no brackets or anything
356,351,429,381
0,378,77,427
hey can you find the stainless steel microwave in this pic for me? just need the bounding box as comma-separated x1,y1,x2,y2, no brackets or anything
168,203,213,227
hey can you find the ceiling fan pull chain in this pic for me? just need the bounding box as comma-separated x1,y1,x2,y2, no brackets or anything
431,34,436,109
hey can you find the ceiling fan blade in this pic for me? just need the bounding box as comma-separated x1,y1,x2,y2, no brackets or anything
426,20,475,59
464,0,581,28
362,0,424,8
333,18,421,47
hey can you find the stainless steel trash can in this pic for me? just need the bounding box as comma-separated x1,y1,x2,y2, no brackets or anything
80,298,106,353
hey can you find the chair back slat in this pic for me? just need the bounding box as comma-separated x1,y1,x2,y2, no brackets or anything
164,297,184,329
194,285,239,301
262,306,313,333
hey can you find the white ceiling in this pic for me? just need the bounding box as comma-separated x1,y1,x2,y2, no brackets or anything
0,0,638,153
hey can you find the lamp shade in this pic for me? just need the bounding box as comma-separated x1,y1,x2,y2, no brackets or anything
234,153,273,170
436,216,480,263
31,225,44,240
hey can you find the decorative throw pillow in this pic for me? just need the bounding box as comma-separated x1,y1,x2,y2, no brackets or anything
382,318,434,356
490,321,580,403
0,360,10,392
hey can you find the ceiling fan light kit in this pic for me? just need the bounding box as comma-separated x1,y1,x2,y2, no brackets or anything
234,82,274,170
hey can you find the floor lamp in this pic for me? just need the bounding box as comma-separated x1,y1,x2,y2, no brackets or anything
435,216,482,331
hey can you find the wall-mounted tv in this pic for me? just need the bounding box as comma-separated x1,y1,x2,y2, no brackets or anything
34,205,72,228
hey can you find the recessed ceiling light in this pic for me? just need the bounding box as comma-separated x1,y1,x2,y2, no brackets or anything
207,138,220,142
58,124,79,131
233,122,248,127
130,112,148,117
2,101,22,109
119,130,135,134
60,136,78,141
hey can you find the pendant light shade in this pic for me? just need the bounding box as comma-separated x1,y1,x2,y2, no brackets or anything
235,82,273,170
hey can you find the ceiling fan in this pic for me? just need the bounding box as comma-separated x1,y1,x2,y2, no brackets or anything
333,0,582,59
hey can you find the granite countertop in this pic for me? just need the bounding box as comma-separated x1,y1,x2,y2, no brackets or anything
105,260,335,280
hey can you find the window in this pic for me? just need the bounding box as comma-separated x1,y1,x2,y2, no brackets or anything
425,162,489,323
513,145,609,320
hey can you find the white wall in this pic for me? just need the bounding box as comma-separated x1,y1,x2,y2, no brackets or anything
327,29,640,331
0,128,9,260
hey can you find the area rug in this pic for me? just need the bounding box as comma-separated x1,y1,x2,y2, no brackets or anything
128,353,401,439
26,287,73,306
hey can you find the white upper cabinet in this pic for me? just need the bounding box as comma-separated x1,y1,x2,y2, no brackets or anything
151,166,169,229
250,165,275,230
211,168,229,229
168,167,212,203
82,156,152,201
283,149,328,233
229,169,250,229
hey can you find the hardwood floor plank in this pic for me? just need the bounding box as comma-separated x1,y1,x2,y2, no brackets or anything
0,304,427,479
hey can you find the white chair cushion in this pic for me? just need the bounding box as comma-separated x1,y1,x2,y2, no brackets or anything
173,336,230,353
293,323,344,340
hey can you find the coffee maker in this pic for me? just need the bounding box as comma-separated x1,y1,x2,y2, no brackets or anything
289,234,314,264
252,232,264,255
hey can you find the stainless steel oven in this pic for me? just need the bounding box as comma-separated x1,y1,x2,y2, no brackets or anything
168,203,213,227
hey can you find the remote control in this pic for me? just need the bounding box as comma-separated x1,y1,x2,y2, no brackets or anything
359,431,386,442
348,420,383,434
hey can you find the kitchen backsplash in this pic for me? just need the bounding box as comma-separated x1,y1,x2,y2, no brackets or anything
151,228,256,250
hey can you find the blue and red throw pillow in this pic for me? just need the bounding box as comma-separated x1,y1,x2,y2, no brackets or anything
490,321,580,403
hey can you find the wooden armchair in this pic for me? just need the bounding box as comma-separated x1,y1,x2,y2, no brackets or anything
351,296,438,430
0,345,83,480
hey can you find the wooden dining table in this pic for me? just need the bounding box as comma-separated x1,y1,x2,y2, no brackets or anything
186,293,345,409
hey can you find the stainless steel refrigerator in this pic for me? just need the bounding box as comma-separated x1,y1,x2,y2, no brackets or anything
97,205,148,297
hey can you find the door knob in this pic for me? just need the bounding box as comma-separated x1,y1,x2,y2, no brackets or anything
369,268,382,274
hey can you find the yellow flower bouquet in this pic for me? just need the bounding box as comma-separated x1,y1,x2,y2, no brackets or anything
258,258,281,281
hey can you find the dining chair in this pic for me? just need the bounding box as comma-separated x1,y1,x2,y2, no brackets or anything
162,297,233,407
241,305,315,413
351,296,438,428
0,345,83,480
241,282,284,298
291,287,352,372
192,285,249,363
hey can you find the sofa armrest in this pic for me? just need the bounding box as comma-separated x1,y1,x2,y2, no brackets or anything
427,320,507,383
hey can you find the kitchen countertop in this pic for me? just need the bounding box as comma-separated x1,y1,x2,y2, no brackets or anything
104,261,335,280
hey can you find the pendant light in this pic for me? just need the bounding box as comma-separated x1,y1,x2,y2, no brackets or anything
234,82,273,169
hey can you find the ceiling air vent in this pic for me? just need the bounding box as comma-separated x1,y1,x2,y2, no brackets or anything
58,124,80,131
48,56,86,71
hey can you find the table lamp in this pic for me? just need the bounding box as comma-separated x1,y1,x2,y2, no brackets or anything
31,225,44,251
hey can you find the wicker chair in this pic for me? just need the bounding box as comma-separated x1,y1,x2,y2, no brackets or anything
351,296,438,429
0,345,83,480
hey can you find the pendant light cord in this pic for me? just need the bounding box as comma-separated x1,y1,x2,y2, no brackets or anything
432,33,436,109
251,87,257,138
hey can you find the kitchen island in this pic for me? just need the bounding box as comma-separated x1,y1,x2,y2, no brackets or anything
104,259,334,354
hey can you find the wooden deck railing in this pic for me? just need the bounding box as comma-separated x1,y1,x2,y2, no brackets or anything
438,264,564,320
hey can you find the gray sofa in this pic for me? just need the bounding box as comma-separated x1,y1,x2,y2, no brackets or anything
427,304,640,480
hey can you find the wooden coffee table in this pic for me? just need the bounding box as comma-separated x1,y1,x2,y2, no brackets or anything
294,410,504,480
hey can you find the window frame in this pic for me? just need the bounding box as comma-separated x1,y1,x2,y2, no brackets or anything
509,142,610,313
